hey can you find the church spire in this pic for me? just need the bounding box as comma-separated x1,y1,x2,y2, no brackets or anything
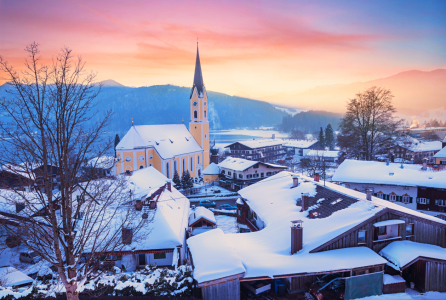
191,43,204,98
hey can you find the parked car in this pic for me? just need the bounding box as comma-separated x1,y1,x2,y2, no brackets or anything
220,204,237,210
19,251,41,264
198,200,216,208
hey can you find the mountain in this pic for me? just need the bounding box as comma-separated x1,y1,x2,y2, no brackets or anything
287,69,446,115
94,79,125,87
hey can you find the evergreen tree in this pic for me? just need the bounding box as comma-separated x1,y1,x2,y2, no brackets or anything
186,170,194,189
172,170,181,189
318,127,325,150
325,124,335,150
114,134,120,156
181,171,189,190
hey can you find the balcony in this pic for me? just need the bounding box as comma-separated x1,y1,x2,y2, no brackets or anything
246,218,259,232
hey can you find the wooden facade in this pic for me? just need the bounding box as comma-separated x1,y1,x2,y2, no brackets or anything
201,279,241,300
417,187,446,213
311,208,446,253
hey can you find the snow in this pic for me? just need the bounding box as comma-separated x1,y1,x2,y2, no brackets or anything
0,267,33,287
226,138,284,149
383,274,405,285
202,162,220,175
380,241,446,270
373,220,406,227
218,157,258,171
116,124,202,159
283,139,318,149
307,150,340,158
236,198,243,205
215,215,238,234
357,291,446,300
333,159,446,189
87,156,115,169
274,106,302,116
398,140,442,153
189,206,216,226
187,229,245,284
434,146,446,158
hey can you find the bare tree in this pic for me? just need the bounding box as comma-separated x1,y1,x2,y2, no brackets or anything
0,43,148,300
337,86,402,161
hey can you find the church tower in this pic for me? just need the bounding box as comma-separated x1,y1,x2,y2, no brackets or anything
189,44,210,170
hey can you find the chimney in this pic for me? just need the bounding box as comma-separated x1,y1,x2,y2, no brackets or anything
166,179,172,192
122,228,133,245
291,220,303,254
400,163,404,169
314,173,320,182
292,174,299,188
422,158,428,170
386,159,389,166
300,193,309,211
135,200,142,211
366,189,372,201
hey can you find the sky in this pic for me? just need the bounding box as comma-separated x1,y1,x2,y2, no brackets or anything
0,0,445,106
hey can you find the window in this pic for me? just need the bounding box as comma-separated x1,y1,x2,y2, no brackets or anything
358,230,367,244
441,161,446,165
204,110,206,118
149,154,153,159
228,171,232,175
194,110,198,118
389,194,396,201
149,163,153,167
261,173,264,177
247,174,252,178
166,162,170,178
125,156,131,162
205,134,207,140
378,226,386,235
406,224,414,236
266,172,272,176
198,156,200,165
154,253,166,259
418,198,428,204
402,196,411,203
174,160,177,173
221,170,225,174
139,165,144,169
239,174,243,179
437,199,446,206
183,159,186,172
190,157,193,172
253,174,259,178
253,164,259,169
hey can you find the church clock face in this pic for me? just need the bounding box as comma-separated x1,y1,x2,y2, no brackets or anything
193,101,198,107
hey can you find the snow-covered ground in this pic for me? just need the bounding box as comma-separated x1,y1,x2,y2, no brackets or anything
359,289,446,300
215,215,238,234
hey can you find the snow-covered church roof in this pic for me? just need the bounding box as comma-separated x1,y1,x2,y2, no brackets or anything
202,162,220,175
333,159,446,189
116,124,202,159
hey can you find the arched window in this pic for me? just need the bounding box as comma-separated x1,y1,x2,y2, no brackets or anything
198,155,200,165
166,162,170,178
194,110,198,119
204,110,206,118
174,160,177,173
139,165,144,169
183,158,186,172
190,157,194,172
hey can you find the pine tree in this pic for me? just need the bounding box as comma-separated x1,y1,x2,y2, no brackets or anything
181,171,189,190
114,134,120,156
186,170,194,189
318,127,325,150
325,124,334,150
172,170,181,190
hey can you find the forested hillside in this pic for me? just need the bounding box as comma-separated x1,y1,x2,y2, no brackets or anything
278,110,343,133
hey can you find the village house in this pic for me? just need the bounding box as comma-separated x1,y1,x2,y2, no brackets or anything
187,172,446,300
217,157,287,191
306,150,343,166
333,159,446,215
434,140,446,165
390,139,442,164
188,206,216,236
283,139,318,157
84,156,116,179
202,162,220,183
224,138,286,163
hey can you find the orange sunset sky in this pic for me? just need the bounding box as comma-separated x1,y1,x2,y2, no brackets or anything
0,0,445,108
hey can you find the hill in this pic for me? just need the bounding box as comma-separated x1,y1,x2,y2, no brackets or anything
288,69,446,115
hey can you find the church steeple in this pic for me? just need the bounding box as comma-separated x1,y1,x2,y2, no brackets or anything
191,44,204,98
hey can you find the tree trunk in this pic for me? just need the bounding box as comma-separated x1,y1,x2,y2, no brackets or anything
66,283,79,300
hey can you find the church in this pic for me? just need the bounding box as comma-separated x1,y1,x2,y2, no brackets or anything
115,46,210,178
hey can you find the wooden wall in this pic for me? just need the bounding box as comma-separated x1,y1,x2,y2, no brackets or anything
312,209,446,253
425,261,446,292
201,279,240,300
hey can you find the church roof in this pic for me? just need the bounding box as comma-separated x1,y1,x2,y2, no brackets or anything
116,124,202,159
190,45,204,98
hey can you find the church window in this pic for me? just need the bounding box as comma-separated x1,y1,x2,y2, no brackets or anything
149,154,153,159
174,161,177,173
205,134,207,140
198,156,200,165
139,165,144,169
166,162,170,178
194,110,198,119
190,157,194,172
149,163,153,167
204,110,206,118
125,156,131,162
183,159,186,172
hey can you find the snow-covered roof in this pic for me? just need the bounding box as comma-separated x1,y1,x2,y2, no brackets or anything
116,125,202,159
383,274,405,285
307,150,340,158
0,267,33,287
333,159,446,189
0,165,35,181
397,139,442,152
380,241,446,270
283,139,318,148
434,146,446,158
187,229,245,284
218,157,287,172
189,206,216,226
87,156,115,169
225,139,283,149
202,162,220,175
